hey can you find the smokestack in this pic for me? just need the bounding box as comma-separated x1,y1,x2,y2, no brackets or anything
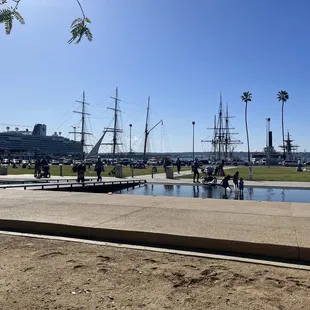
266,118,273,148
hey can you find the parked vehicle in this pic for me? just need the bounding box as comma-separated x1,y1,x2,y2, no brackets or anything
232,159,249,166
133,161,146,169
2,158,9,164
62,159,73,165
120,158,131,166
147,158,159,166
282,160,299,167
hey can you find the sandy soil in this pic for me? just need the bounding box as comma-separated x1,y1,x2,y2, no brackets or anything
1,235,310,310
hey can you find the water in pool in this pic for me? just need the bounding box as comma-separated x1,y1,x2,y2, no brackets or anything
117,184,310,203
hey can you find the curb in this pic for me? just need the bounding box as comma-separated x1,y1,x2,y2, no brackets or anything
0,219,306,262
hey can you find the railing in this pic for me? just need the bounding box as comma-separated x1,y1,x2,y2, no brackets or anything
0,179,147,191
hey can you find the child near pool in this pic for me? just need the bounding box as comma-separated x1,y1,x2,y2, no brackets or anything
239,177,244,194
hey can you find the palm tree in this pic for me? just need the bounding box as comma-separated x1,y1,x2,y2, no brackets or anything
277,90,289,160
241,91,252,164
0,0,92,44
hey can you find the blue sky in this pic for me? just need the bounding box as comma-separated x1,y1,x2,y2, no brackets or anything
1,0,309,153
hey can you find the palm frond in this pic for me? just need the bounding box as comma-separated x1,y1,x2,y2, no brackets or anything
68,19,93,44
277,90,289,102
1,7,24,34
4,11,12,34
241,91,252,102
71,17,83,28
0,8,11,23
12,9,24,24
84,27,93,42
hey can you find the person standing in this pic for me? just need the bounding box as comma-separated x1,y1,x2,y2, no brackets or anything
34,157,41,178
193,158,200,183
77,162,86,183
233,171,239,189
176,157,181,174
239,177,244,195
95,157,104,181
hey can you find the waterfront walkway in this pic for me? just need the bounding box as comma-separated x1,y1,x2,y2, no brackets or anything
0,170,309,262
1,170,310,188
0,188,310,262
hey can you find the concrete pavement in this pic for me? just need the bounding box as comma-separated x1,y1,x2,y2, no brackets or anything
0,189,310,262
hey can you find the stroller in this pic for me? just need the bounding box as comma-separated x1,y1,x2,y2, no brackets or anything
40,165,51,178
202,166,217,186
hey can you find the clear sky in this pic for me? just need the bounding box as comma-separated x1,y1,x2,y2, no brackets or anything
1,0,309,153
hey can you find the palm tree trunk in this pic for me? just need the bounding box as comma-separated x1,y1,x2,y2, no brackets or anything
281,100,285,160
245,101,250,164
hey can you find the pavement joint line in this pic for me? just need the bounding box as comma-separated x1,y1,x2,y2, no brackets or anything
92,206,147,227
83,200,296,220
1,230,310,271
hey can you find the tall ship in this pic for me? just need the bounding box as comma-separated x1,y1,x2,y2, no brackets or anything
0,124,82,158
202,94,243,161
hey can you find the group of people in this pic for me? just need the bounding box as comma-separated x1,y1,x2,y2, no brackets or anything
220,171,244,195
162,157,183,174
72,157,105,183
192,159,227,184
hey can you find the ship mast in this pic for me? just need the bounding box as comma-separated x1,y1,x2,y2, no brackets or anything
102,87,123,160
143,96,150,159
72,91,91,160
225,103,229,157
218,93,223,160
143,96,163,160
112,87,119,158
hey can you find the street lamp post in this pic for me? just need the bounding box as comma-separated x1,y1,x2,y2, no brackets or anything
129,124,132,157
129,124,133,178
192,121,195,162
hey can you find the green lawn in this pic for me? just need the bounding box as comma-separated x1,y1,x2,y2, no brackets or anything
179,166,310,182
6,165,191,178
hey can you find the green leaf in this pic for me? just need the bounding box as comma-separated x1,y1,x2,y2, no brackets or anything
4,13,12,34
68,21,93,44
12,10,24,24
84,27,93,42
0,8,11,23
84,17,91,23
71,17,83,28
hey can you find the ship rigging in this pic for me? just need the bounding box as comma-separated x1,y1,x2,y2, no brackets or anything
201,94,243,161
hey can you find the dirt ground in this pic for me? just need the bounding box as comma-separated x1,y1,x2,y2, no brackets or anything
1,235,310,310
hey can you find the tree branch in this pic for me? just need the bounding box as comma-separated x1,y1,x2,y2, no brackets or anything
76,0,86,19
12,0,22,11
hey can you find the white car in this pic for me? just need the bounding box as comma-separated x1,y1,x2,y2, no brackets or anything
232,159,249,166
282,160,299,167
147,159,158,165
